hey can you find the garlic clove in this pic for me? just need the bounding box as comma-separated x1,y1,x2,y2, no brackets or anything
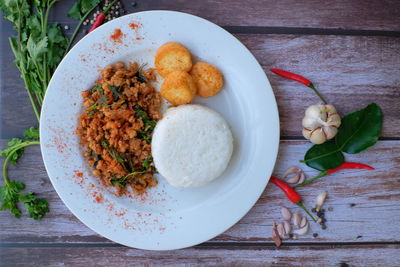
302,116,320,129
316,191,328,211
303,128,312,139
277,223,286,238
287,173,300,184
309,128,326,144
305,105,323,119
283,220,291,234
300,216,307,228
328,113,341,127
325,104,337,114
272,222,282,247
319,110,328,121
297,172,306,184
293,222,309,235
292,213,301,227
323,126,338,140
281,207,292,221
284,166,302,184
283,166,302,177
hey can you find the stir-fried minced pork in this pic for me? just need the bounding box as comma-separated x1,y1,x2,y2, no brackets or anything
77,61,162,195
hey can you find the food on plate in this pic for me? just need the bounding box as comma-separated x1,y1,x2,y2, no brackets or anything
155,42,192,77
76,61,162,195
155,42,225,105
160,71,197,106
151,104,233,187
190,62,224,98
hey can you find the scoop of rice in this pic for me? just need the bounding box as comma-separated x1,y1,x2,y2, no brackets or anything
151,104,233,187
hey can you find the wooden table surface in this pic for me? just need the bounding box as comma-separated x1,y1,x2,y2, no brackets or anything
1,1,400,266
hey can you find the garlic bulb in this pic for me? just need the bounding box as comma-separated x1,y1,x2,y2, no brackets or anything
302,104,341,144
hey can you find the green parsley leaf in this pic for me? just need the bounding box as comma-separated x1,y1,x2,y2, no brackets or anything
0,181,25,218
24,127,40,140
0,181,49,220
19,192,49,220
68,0,101,20
0,0,30,23
80,0,101,14
27,35,48,61
27,13,41,37
67,2,81,19
0,138,24,165
34,0,48,9
47,23,68,69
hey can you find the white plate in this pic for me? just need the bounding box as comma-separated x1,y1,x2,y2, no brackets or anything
40,11,279,250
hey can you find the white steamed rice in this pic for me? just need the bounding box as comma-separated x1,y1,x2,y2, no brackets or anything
151,104,233,187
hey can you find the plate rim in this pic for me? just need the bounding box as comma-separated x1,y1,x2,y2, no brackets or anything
40,10,280,250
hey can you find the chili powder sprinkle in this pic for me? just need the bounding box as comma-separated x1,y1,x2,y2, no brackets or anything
110,29,123,43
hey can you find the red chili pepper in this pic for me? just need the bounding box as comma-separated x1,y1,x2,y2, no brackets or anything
89,13,106,33
270,176,316,222
326,162,375,174
295,162,375,188
88,0,118,33
270,69,312,87
269,68,327,104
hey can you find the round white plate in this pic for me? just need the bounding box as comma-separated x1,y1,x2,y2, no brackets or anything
40,11,279,250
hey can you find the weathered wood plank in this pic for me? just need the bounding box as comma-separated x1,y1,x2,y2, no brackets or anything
2,244,400,266
49,0,400,31
1,33,399,139
1,140,399,244
238,34,400,137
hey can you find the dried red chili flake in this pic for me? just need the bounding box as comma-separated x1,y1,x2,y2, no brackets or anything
115,211,126,216
129,23,139,29
92,191,104,203
73,170,84,178
110,29,123,43
128,22,143,40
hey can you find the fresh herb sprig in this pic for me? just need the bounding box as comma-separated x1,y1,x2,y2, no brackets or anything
0,130,48,220
87,85,125,116
0,0,102,219
102,138,153,188
136,63,148,83
110,157,153,187
134,105,156,144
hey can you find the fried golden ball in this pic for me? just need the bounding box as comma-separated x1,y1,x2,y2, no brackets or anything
190,62,224,98
160,71,197,106
155,42,192,77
